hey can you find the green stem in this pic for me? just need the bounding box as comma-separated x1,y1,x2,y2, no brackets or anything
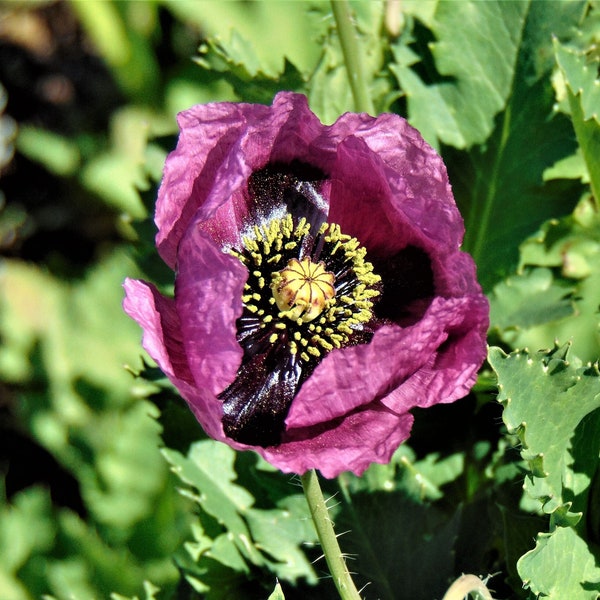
331,0,375,114
301,470,363,600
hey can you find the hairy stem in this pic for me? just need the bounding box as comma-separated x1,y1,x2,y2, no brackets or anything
441,574,494,600
301,469,363,600
331,0,375,114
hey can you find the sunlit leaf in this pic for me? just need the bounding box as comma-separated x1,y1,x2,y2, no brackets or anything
518,526,600,599
390,0,529,149
267,582,285,600
15,126,80,176
490,344,600,519
554,39,600,203
507,197,600,361
489,267,575,334
161,0,323,76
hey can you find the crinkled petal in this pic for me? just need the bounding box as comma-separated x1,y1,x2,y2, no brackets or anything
122,278,224,440
156,103,258,267
123,278,193,384
156,93,326,263
263,406,414,478
331,111,464,251
286,294,486,429
175,226,246,394
379,294,489,414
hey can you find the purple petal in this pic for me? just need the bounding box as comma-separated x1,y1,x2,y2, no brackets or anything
285,294,486,430
123,278,194,385
127,92,491,478
263,406,414,478
122,278,224,440
333,111,464,251
174,226,246,395
156,92,328,264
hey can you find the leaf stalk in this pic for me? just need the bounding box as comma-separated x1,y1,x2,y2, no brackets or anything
331,0,375,115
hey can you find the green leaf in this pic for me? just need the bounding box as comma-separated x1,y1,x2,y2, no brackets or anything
246,495,317,584
16,126,80,176
554,39,600,204
333,490,462,600
390,0,530,150
110,581,161,600
267,582,285,600
196,37,305,104
0,488,55,599
347,444,465,502
491,344,600,595
544,149,590,184
162,0,323,77
489,345,600,521
164,441,316,595
518,526,600,599
80,107,171,219
489,267,575,341
448,1,587,289
0,250,185,597
71,1,161,102
507,196,600,362
162,441,262,566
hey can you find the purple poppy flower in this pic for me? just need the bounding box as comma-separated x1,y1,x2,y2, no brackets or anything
123,92,489,478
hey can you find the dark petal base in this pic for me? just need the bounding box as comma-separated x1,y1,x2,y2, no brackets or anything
372,246,434,323
247,162,328,235
220,351,303,447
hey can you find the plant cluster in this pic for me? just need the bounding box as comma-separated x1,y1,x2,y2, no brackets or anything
0,2,599,599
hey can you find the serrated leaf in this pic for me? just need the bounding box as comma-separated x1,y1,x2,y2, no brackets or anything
554,39,600,203
498,505,548,592
554,40,600,124
343,445,464,502
489,267,575,333
162,0,322,77
165,442,316,589
489,345,600,520
390,1,529,149
518,526,600,599
162,441,263,566
196,37,305,104
246,498,317,584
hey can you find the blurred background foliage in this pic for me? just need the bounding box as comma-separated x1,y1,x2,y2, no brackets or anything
0,1,599,599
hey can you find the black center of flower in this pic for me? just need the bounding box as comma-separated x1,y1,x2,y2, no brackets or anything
219,209,381,447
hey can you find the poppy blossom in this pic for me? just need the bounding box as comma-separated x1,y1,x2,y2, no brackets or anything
123,92,489,478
